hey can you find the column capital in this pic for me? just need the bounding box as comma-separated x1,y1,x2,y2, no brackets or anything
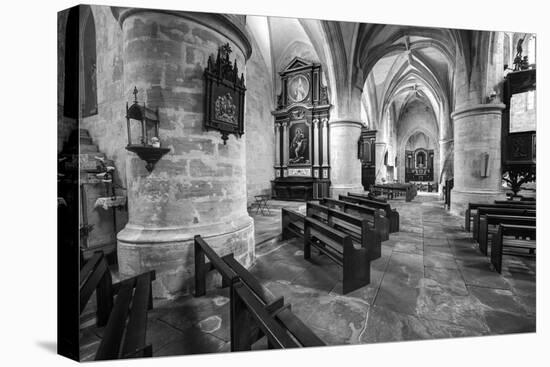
112,7,252,60
328,119,362,128
451,103,505,121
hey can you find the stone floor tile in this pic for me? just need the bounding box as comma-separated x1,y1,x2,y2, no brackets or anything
154,327,227,357
424,267,468,296
80,195,536,357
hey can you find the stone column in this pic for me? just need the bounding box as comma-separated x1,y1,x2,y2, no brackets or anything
115,8,254,298
329,120,363,197
312,118,320,178
282,121,289,177
450,103,506,215
438,138,453,198
375,142,387,183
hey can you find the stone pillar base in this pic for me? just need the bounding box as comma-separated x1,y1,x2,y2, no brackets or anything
330,183,365,199
450,189,506,216
117,216,254,299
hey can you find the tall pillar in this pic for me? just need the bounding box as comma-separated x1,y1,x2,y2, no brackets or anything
438,138,453,198
329,120,363,197
450,104,506,215
115,8,254,298
375,142,387,183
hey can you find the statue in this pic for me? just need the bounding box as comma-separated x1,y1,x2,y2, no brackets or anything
513,37,525,71
289,127,308,163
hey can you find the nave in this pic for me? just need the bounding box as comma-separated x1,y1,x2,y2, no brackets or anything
79,194,535,359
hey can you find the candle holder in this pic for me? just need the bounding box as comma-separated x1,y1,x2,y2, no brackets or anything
125,87,170,172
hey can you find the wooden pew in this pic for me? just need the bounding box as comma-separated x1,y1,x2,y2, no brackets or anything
343,192,400,232
80,252,156,360
319,197,390,241
491,224,536,273
304,216,370,294
371,183,416,202
494,200,536,206
193,235,325,350
472,207,536,241
464,201,535,231
306,201,381,260
477,215,536,256
281,208,306,240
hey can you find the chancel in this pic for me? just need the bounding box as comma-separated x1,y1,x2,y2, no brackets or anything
57,4,536,361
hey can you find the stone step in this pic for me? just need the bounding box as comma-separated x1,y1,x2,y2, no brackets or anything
80,136,93,145
80,144,98,153
79,129,91,138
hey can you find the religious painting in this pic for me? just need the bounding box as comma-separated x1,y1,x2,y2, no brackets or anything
288,121,310,165
288,74,310,103
204,43,246,144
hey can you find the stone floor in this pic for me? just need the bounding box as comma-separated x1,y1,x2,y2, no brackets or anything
80,194,536,360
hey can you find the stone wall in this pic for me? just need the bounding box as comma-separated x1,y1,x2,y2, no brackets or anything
80,5,128,185
244,32,275,205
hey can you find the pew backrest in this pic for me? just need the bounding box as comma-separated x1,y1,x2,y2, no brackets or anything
319,197,389,240
491,224,536,273
306,201,381,260
477,214,536,255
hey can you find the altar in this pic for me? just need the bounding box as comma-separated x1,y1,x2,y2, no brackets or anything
271,57,331,201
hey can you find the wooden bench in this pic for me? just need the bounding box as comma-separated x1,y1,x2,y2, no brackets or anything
281,208,306,240
477,214,536,256
319,197,390,241
465,201,535,231
343,192,400,232
491,224,536,273
304,216,370,294
80,252,155,360
371,183,416,202
194,235,325,350
306,202,381,260
472,207,536,241
494,199,536,205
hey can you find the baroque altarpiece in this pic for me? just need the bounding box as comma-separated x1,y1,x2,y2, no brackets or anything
271,58,331,201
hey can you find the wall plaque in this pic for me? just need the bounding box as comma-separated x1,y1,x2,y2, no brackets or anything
204,43,246,144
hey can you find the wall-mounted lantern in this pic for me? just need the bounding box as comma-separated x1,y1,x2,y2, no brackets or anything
125,86,170,172
480,152,490,178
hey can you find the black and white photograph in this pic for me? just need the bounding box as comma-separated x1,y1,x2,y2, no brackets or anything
3,0,547,366
56,0,540,362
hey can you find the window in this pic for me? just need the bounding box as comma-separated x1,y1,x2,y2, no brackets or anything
81,8,98,117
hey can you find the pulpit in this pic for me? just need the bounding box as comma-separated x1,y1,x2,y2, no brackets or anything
271,57,331,201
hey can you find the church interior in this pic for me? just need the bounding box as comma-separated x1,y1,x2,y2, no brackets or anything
57,4,537,361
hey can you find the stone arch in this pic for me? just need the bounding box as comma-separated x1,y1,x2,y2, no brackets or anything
397,119,440,187
63,7,79,119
